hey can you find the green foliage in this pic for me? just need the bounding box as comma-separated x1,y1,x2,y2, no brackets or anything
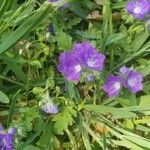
0,90,9,103
0,0,150,149
56,31,72,51
53,106,77,135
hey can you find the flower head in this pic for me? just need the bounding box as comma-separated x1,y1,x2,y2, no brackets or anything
125,70,143,93
58,42,105,82
0,134,14,150
73,42,105,71
0,124,16,150
58,51,81,82
103,75,123,97
126,0,150,19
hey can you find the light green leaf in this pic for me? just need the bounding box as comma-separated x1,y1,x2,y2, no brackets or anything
83,104,137,119
53,106,77,135
56,31,72,51
112,139,144,150
30,60,42,68
0,2,51,55
105,33,125,46
140,95,150,106
0,90,9,103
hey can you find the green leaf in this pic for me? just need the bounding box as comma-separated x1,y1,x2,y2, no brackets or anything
136,124,150,133
82,128,92,150
75,30,101,40
130,30,149,52
122,119,134,130
139,61,150,76
22,145,40,150
112,139,144,150
69,3,88,19
125,135,150,149
0,54,26,82
30,60,42,68
7,90,21,126
140,95,150,106
0,2,51,55
36,122,54,149
0,0,13,20
0,90,9,103
83,104,137,119
56,31,72,51
53,106,77,135
104,33,125,46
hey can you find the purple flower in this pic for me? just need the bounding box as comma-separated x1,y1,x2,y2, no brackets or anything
0,124,16,150
58,51,81,82
41,103,59,114
125,70,143,93
73,42,105,71
58,42,105,82
119,66,144,93
0,134,14,150
126,0,150,19
103,75,123,97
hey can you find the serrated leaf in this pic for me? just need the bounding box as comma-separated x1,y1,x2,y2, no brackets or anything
0,90,9,103
53,106,77,135
66,17,82,29
56,31,72,51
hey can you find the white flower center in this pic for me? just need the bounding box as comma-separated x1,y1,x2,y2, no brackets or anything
87,59,96,67
127,78,136,86
114,82,121,90
74,64,81,73
134,6,141,14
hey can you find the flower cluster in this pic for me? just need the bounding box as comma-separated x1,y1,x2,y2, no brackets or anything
103,66,144,97
0,124,16,150
126,0,150,19
58,42,105,82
